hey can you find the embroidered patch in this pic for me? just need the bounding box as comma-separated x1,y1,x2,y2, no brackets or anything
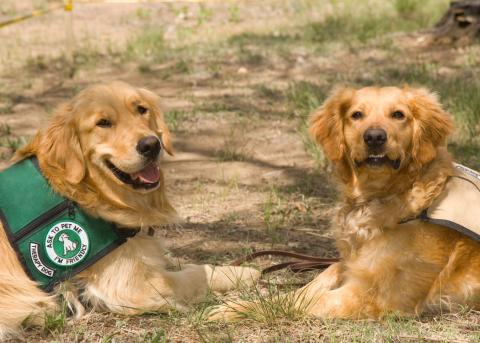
44,221,90,266
30,242,55,277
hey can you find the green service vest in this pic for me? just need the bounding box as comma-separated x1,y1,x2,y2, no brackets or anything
0,157,136,291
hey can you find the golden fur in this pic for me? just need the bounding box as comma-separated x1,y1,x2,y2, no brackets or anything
209,86,480,320
0,81,259,339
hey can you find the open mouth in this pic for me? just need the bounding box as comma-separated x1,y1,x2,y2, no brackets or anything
105,160,160,190
357,154,401,169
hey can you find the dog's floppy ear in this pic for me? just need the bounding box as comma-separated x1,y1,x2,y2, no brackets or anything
40,103,86,184
309,87,354,161
138,88,173,156
406,87,454,166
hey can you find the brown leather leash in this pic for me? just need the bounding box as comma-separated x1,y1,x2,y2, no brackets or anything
232,250,339,275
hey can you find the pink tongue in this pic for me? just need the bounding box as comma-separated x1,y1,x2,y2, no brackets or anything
131,164,160,184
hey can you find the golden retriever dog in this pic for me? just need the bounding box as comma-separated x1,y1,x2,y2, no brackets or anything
0,81,259,338
209,86,480,321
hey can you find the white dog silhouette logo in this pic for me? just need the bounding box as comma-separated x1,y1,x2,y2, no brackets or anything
45,222,90,266
58,232,77,256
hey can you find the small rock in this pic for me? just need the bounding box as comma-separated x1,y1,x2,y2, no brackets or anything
237,67,248,74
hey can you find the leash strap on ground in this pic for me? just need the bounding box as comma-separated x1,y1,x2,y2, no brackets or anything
232,249,339,275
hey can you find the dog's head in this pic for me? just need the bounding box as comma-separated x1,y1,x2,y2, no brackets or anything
310,86,454,182
58,233,69,242
19,81,173,194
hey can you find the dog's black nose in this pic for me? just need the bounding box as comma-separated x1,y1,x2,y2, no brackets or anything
363,128,387,148
136,136,161,159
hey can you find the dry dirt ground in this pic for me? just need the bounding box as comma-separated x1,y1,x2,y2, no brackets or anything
1,0,480,342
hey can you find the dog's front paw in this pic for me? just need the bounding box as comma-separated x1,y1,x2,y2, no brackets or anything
208,266,260,292
206,303,247,322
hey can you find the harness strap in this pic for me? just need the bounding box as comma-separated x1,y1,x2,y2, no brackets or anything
117,228,141,240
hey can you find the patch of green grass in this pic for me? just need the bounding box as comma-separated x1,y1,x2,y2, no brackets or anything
0,123,11,136
5,136,26,150
218,279,311,325
195,95,261,115
0,123,26,153
263,187,286,244
319,313,477,342
286,81,327,117
215,149,248,162
135,7,152,21
141,329,167,343
44,300,67,336
138,62,152,73
221,211,241,225
286,82,328,167
304,14,394,45
0,97,13,114
255,85,284,103
101,331,119,343
237,46,264,66
196,4,214,26
125,28,167,63
24,49,104,77
394,0,421,18
196,102,229,113
139,59,191,78
303,0,448,45
228,32,297,47
298,122,325,169
228,4,241,23
164,110,190,132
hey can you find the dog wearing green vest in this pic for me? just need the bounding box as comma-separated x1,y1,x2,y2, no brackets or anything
0,81,259,339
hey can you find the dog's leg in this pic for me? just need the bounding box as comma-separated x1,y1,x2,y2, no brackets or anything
208,262,343,321
81,263,259,315
205,265,260,293
421,240,480,314
0,274,57,340
79,237,259,315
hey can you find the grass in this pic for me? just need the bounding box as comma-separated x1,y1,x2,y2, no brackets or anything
228,32,297,48
164,109,190,132
263,187,284,244
304,0,448,45
218,281,311,325
286,81,328,168
125,28,168,64
43,299,67,336
2,0,480,341
215,121,252,162
226,0,449,52
0,123,26,154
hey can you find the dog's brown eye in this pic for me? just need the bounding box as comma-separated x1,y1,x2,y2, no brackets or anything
96,119,112,128
391,111,405,120
137,105,148,115
351,111,363,120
